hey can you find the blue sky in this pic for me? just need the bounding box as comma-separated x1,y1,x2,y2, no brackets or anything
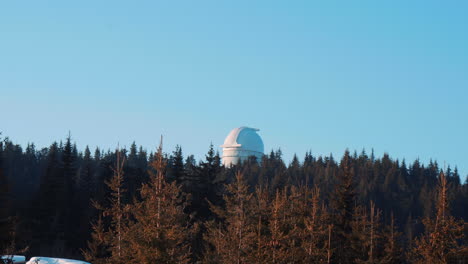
1,1,467,179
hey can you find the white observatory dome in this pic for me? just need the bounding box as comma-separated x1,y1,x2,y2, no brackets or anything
221,127,264,166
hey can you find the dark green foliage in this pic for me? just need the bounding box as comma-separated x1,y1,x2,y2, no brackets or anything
0,137,12,253
0,134,466,263
168,145,185,184
331,150,358,263
34,142,68,255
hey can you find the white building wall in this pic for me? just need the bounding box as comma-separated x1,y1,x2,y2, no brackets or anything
222,148,263,166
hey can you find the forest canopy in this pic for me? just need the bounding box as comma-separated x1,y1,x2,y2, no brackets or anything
0,135,466,263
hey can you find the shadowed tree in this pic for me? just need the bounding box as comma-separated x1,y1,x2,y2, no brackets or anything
83,148,132,264
0,135,12,253
61,134,81,254
354,201,383,264
169,145,185,184
204,172,256,264
331,150,358,264
381,213,403,264
81,216,108,264
77,146,95,253
34,142,67,256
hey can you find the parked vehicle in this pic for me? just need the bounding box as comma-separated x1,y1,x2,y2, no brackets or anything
1,255,26,264
25,257,89,264
1,256,89,264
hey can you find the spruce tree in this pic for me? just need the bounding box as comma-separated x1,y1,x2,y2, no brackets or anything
84,148,131,264
77,146,94,253
62,134,80,254
251,186,270,263
35,142,67,256
0,135,12,253
353,201,383,264
300,186,329,263
170,145,185,184
81,216,108,264
204,172,256,264
265,188,290,263
126,139,191,264
410,171,465,263
381,213,403,264
80,146,94,198
331,150,357,263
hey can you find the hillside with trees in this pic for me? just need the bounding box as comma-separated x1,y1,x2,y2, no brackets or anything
0,135,467,263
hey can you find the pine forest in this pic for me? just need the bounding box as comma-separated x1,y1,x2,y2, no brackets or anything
0,136,467,263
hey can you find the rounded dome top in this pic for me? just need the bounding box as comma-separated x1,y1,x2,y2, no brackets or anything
221,127,264,154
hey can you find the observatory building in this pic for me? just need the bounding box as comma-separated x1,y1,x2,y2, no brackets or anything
221,127,264,166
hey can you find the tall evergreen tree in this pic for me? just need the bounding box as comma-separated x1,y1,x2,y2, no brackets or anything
170,145,185,184
80,146,94,198
127,139,191,264
84,148,132,264
353,201,383,263
0,135,12,253
410,171,466,263
81,216,108,264
187,144,222,221
204,172,256,264
77,146,95,252
62,135,80,255
331,150,357,264
34,142,69,256
125,141,143,196
381,213,403,264
264,188,290,263
300,187,329,263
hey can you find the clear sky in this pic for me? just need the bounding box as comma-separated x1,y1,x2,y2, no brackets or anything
1,1,467,180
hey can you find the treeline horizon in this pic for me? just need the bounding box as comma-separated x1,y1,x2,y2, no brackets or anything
0,134,467,263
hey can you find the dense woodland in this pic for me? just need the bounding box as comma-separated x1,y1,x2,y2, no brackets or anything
0,134,467,263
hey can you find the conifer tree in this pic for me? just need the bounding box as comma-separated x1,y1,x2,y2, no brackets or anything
94,147,101,162
301,186,329,263
170,145,185,184
410,171,465,263
288,154,302,185
0,135,12,253
251,186,270,263
204,172,256,264
285,185,308,262
77,146,95,253
381,213,403,264
265,188,290,263
354,201,382,264
35,142,67,255
81,217,108,264
284,186,311,263
331,150,357,263
62,134,80,253
80,146,94,199
126,139,191,264
84,148,131,264
187,144,221,221
125,141,140,194
104,149,131,264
